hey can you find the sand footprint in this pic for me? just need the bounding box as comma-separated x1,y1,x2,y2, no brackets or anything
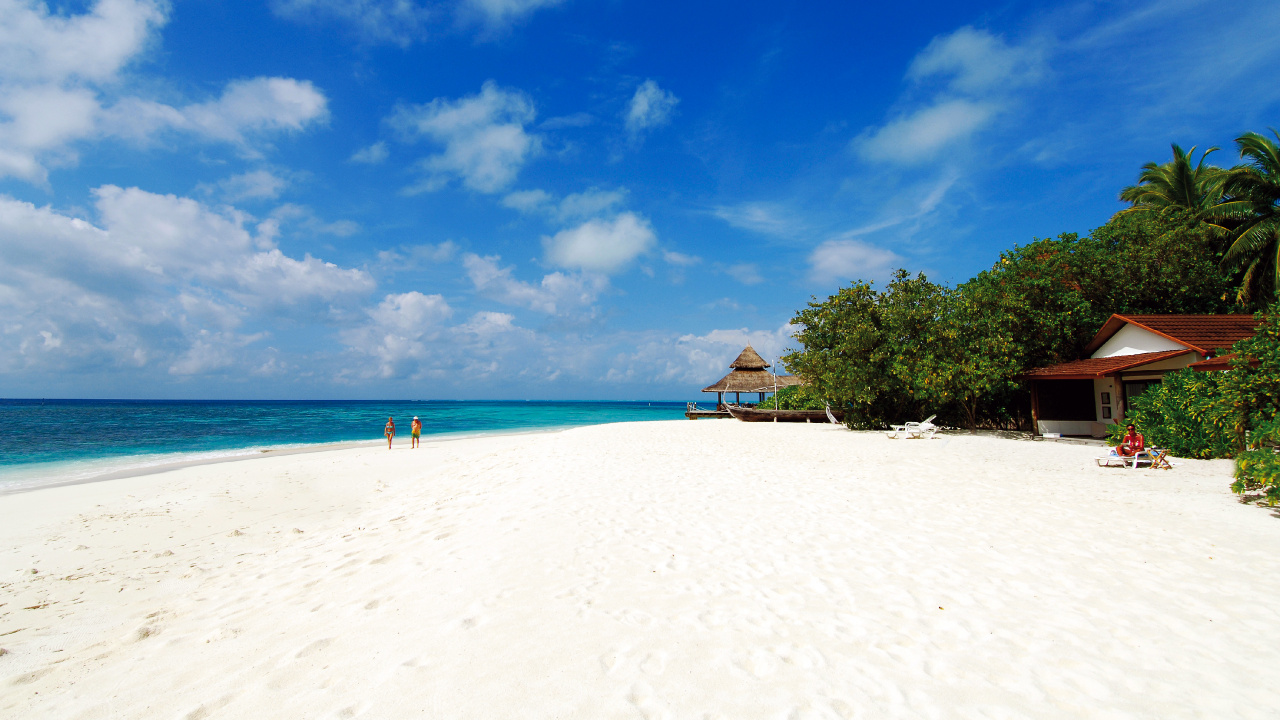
627,683,675,720
599,645,630,675
295,637,334,659
639,651,667,676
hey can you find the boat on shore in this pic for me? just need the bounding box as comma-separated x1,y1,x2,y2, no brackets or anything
726,405,842,423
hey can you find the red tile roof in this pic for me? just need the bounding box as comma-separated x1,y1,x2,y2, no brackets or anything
1021,350,1194,379
1083,314,1260,355
1189,353,1259,371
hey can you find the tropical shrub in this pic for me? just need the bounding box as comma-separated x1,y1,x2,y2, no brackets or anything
1123,369,1235,459
768,385,827,410
1231,450,1280,505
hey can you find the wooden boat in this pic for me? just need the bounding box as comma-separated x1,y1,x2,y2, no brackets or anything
726,405,841,423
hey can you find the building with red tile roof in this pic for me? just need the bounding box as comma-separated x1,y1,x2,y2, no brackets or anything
1023,314,1259,437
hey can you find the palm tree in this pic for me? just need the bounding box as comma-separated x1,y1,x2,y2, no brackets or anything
1213,131,1280,305
1119,143,1225,220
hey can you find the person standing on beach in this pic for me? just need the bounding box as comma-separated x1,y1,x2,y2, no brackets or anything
411,416,422,449
384,417,395,449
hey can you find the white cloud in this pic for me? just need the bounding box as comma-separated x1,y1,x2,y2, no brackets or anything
543,212,656,273
0,0,165,84
808,239,902,284
270,0,562,45
391,80,539,194
350,141,389,164
105,77,329,146
907,26,1043,94
463,253,606,314
502,188,552,213
268,203,362,237
557,188,627,220
607,323,798,387
712,202,803,237
0,0,328,182
625,79,679,138
209,169,289,202
855,27,1042,165
504,186,627,221
460,0,564,27
856,99,996,164
341,291,453,378
270,0,432,46
662,250,700,267
0,187,373,375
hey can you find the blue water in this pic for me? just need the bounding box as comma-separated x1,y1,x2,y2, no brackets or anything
0,399,687,491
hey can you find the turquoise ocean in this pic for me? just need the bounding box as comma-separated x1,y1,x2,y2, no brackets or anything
0,399,687,492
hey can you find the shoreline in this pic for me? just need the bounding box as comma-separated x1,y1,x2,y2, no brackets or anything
0,424,580,497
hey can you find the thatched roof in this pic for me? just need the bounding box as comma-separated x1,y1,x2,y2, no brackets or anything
701,344,802,393
729,345,770,370
701,371,804,394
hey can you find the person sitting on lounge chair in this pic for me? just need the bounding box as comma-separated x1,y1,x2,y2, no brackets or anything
1118,424,1144,457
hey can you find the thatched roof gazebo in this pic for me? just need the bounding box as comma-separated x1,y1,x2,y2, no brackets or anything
701,345,803,408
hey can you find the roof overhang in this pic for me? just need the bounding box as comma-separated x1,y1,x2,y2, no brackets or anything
1021,349,1195,380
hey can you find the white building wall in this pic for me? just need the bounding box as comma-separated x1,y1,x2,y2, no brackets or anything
1093,324,1186,358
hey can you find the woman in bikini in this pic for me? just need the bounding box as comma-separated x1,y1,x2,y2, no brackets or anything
384,417,395,449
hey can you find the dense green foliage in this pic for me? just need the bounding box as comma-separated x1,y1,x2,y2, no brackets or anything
783,211,1235,431
1232,450,1280,505
1120,370,1235,459
768,385,828,410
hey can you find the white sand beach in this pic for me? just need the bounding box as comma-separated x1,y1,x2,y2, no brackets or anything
2,420,1279,719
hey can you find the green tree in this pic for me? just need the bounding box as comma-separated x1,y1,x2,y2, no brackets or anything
782,281,900,428
1118,143,1225,221
1213,131,1280,305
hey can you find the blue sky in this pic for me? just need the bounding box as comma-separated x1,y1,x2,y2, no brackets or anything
2,0,1279,400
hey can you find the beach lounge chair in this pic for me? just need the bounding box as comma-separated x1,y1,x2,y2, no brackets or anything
905,415,938,439
887,415,937,439
886,425,908,439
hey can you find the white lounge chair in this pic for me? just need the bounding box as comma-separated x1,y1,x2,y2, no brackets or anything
888,414,938,439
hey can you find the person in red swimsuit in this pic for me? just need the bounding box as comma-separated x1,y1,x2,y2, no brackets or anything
1118,423,1144,457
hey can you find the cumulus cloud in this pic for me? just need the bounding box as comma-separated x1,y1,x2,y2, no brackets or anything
390,80,540,194
625,79,678,139
0,0,329,182
543,212,656,273
340,291,453,378
0,187,373,375
855,27,1042,164
808,239,902,284
463,253,606,314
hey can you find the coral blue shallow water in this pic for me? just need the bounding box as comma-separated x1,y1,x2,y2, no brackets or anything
0,399,687,491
